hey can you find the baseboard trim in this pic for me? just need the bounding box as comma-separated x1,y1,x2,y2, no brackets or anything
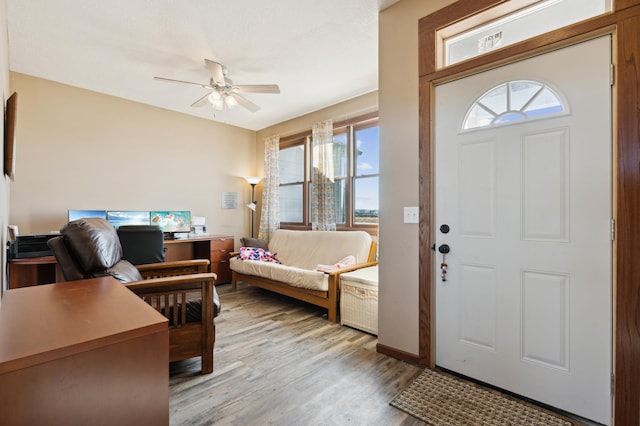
376,343,421,365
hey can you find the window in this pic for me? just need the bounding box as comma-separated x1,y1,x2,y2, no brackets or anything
438,0,611,68
463,80,566,130
279,139,306,223
353,124,379,225
278,113,379,231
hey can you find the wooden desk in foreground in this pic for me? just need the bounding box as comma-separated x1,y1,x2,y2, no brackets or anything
0,277,169,425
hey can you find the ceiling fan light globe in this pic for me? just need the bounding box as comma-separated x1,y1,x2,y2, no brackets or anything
212,98,224,110
208,91,221,103
225,95,238,109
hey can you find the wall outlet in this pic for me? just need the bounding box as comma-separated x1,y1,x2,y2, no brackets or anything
404,206,419,224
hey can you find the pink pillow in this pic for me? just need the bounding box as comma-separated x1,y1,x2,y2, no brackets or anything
315,255,356,273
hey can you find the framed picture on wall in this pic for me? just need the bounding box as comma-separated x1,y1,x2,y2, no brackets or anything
4,92,17,180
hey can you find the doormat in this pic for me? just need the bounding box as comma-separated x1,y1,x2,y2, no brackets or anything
390,369,572,426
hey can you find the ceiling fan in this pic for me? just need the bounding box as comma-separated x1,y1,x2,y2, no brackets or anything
154,59,280,112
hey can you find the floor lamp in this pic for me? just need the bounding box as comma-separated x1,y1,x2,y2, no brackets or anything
245,176,262,238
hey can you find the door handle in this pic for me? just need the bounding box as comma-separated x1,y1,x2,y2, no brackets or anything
438,244,450,254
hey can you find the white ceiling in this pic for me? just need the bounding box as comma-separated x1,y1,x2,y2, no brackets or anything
6,0,400,131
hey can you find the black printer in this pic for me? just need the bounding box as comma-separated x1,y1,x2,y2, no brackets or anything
7,234,58,259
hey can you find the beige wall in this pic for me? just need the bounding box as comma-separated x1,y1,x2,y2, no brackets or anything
377,0,455,355
1,0,10,295
256,91,378,146
255,91,378,169
8,73,257,245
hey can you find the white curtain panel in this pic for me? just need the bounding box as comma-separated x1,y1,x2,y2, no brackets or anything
311,119,336,231
258,135,280,242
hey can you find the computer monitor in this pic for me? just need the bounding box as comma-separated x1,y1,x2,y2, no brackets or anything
68,209,107,222
106,211,150,228
149,210,191,239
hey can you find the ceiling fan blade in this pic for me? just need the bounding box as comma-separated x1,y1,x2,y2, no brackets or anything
233,84,280,94
191,92,211,108
154,76,214,90
232,93,261,112
204,59,225,85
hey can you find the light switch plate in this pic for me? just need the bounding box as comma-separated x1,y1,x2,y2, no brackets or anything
404,206,419,223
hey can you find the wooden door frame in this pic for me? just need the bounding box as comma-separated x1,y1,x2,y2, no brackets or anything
418,1,640,424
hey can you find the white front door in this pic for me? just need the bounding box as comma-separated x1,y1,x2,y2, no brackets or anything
434,36,612,424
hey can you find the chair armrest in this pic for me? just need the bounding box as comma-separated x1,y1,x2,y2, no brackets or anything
125,272,220,321
325,261,379,276
137,259,210,278
125,272,217,294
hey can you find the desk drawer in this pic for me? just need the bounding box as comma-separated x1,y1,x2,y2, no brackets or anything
209,237,233,284
209,237,233,262
210,238,234,251
210,250,231,262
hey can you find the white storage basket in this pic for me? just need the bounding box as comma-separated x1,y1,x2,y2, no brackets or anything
340,266,378,335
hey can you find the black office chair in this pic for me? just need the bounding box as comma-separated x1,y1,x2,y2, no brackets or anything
117,225,165,265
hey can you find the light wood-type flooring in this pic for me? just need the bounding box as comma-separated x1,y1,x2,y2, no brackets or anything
169,282,424,425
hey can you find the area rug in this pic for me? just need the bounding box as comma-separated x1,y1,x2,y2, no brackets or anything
390,369,572,425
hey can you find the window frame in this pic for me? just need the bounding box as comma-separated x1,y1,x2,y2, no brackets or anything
278,135,309,226
278,112,379,235
352,119,380,227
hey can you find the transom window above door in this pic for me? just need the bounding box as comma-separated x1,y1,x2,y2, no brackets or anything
462,80,566,130
438,0,611,68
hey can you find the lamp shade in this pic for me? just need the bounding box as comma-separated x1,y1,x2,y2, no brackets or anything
245,176,262,185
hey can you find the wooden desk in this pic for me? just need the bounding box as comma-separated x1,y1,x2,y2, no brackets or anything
0,277,169,425
7,234,234,289
7,256,62,288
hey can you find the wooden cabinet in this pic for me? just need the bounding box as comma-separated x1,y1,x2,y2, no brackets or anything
0,277,169,425
209,236,234,284
7,256,61,288
164,235,234,284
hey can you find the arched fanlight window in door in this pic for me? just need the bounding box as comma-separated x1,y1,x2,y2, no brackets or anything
462,80,567,130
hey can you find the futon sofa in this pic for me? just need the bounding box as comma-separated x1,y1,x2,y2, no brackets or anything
230,229,377,322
